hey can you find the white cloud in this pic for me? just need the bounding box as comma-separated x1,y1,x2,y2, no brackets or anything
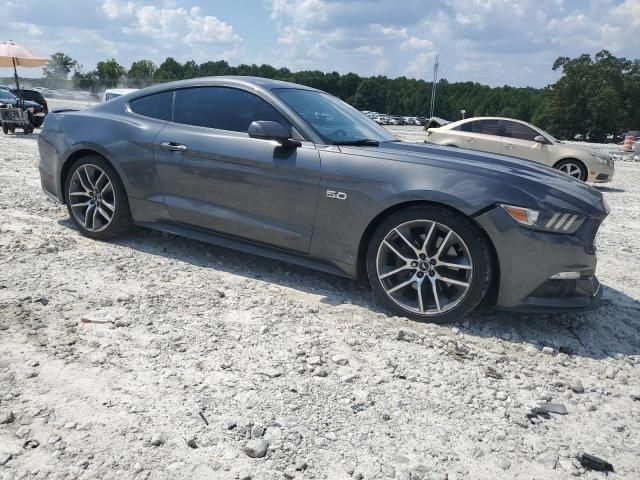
369,24,409,39
101,0,135,19
9,21,43,36
351,45,384,56
406,51,436,76
400,36,433,50
134,5,241,45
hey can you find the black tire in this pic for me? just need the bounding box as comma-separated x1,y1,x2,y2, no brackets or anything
32,116,44,128
1,124,7,135
23,125,34,134
554,159,587,181
64,155,132,240
366,205,493,323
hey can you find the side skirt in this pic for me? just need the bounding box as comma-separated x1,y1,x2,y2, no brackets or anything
134,221,358,279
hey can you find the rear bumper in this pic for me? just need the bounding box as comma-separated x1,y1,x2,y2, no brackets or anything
475,207,604,313
38,134,64,203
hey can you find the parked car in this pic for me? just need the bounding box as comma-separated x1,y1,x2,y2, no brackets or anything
38,77,608,322
426,117,614,183
0,89,46,132
618,130,640,141
103,88,139,102
9,88,48,126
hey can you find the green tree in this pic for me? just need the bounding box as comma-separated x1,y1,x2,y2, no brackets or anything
534,50,633,141
42,52,78,80
182,60,199,79
72,69,98,91
95,58,126,88
128,60,156,81
154,57,184,81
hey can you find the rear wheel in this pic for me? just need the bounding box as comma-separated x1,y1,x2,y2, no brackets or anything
366,205,493,323
1,124,7,135
555,159,587,181
64,155,132,240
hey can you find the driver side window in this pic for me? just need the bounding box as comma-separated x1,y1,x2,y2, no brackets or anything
173,87,290,133
504,122,539,141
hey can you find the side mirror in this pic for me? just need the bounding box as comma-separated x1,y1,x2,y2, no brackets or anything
534,135,547,144
248,121,301,147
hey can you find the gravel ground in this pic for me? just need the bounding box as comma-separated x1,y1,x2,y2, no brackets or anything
1,106,639,480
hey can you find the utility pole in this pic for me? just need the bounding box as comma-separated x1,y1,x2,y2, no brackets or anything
429,52,439,119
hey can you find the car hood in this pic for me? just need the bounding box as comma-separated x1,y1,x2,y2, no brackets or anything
554,142,608,156
342,141,607,218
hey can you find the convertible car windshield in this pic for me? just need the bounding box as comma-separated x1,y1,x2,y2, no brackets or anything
274,88,396,145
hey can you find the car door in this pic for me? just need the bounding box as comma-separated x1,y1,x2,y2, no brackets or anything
501,120,550,164
457,119,503,154
154,86,321,253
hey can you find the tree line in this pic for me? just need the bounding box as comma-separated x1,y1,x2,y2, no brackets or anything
33,50,640,141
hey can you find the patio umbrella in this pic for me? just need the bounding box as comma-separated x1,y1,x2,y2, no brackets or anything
0,41,48,106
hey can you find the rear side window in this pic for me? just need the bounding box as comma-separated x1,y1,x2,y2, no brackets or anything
18,91,44,103
173,87,289,132
457,120,500,136
130,91,173,121
504,121,539,141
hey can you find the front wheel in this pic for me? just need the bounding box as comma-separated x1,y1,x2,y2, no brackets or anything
555,159,587,181
64,155,132,240
1,124,7,135
366,206,493,323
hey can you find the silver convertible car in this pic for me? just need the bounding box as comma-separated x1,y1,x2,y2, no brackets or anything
38,77,609,322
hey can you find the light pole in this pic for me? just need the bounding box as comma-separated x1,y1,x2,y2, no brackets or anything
460,109,466,120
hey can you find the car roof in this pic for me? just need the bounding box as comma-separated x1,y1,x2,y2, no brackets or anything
128,76,321,99
9,88,40,94
443,116,536,129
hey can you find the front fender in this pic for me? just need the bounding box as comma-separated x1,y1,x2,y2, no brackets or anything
309,148,529,270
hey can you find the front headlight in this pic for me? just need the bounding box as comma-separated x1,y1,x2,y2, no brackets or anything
500,204,584,234
589,152,611,165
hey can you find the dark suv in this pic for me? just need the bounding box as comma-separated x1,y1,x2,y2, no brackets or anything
8,88,48,127
10,88,48,113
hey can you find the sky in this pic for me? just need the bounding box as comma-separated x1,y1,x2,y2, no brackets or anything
2,0,639,87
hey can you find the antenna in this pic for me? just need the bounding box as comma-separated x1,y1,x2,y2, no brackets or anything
429,52,439,119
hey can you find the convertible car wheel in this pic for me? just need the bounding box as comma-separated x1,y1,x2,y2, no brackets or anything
64,155,132,240
367,206,492,323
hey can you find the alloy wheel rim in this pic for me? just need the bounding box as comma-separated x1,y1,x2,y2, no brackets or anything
376,220,473,315
68,164,115,232
559,163,582,179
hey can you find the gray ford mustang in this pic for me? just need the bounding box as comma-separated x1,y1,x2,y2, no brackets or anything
38,76,609,322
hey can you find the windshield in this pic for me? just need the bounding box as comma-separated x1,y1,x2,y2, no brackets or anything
0,90,17,101
273,88,396,145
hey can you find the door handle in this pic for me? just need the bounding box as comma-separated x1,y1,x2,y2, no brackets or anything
504,144,514,149
160,141,188,152
466,138,475,142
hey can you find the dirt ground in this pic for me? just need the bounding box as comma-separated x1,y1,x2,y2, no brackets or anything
1,104,639,479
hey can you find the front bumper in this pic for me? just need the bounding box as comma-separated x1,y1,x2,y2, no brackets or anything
475,206,604,313
588,163,614,183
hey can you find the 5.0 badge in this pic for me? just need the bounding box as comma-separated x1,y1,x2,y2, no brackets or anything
326,190,348,200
